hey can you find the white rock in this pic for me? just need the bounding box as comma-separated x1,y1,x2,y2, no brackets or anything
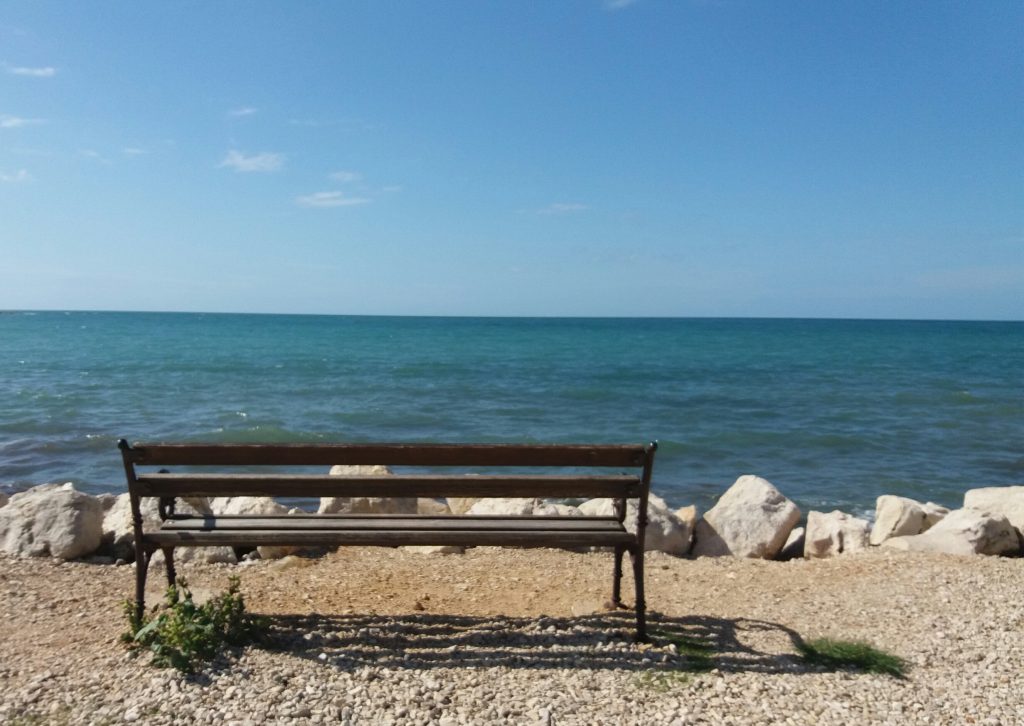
466,498,538,516
402,545,465,555
102,493,210,561
210,495,289,516
691,475,800,559
870,495,927,545
778,526,806,560
209,496,300,560
882,507,1020,556
964,486,1024,542
152,546,237,566
578,493,692,556
0,491,8,509
417,498,451,515
674,505,698,532
921,502,950,530
533,502,584,517
446,498,479,515
320,464,416,515
805,510,871,558
0,482,104,559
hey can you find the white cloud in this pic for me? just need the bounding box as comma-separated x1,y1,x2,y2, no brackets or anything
538,202,589,215
0,115,44,129
381,184,403,193
219,150,285,172
329,170,361,183
228,106,258,117
121,147,147,156
0,168,30,182
4,64,56,77
604,0,639,9
295,191,371,208
79,149,111,164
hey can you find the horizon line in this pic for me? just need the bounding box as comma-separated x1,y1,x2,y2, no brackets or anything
3,308,1022,324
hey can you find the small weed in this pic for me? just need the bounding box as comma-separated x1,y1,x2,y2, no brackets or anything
122,575,267,672
633,669,696,691
653,629,715,672
797,637,907,678
634,629,715,691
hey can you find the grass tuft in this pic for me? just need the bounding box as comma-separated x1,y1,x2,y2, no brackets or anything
122,575,267,672
797,637,907,677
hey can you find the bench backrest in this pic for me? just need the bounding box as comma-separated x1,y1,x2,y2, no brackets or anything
119,440,657,506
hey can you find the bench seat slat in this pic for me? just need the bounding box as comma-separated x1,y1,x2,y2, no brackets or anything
134,473,640,499
143,529,634,548
160,515,626,532
127,443,648,468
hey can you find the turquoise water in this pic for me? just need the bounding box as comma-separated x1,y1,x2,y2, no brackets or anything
1,311,1022,515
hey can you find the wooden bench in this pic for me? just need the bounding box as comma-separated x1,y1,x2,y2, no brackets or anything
118,440,658,640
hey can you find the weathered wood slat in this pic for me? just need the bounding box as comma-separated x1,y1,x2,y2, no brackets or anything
143,529,634,547
160,515,626,532
134,473,640,498
125,442,648,468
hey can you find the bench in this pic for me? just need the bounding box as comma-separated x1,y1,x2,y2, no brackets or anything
118,440,658,640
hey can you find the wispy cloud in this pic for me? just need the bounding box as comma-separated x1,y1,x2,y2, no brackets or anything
0,168,30,183
228,106,258,117
121,147,147,156
296,191,371,208
219,150,285,173
79,149,111,164
4,64,56,77
604,0,640,9
0,115,45,129
538,202,589,215
329,170,361,183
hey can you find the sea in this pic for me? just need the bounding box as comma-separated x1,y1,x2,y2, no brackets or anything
1,311,1022,517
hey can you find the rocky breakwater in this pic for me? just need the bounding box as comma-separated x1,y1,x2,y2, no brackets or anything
1,474,1021,565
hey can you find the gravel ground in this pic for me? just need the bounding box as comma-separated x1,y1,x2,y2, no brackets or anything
1,546,1022,725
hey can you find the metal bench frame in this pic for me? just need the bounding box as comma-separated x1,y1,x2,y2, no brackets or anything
118,439,657,640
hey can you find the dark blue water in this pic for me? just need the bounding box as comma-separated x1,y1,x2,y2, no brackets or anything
1,311,1021,515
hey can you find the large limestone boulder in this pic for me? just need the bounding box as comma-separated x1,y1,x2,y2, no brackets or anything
921,502,950,530
417,498,451,515
692,475,800,559
0,491,9,508
870,495,927,545
319,464,416,515
778,526,806,561
466,498,538,516
882,508,1020,556
578,493,692,556
210,496,299,560
805,510,871,558
102,493,211,561
964,486,1024,542
447,498,479,515
0,483,104,559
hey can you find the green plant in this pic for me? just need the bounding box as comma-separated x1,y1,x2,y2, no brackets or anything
797,637,907,677
122,576,267,672
634,629,715,691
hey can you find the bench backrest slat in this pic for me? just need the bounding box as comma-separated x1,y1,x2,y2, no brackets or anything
133,473,641,499
123,442,647,468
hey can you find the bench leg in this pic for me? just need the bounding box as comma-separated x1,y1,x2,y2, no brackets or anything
134,546,153,622
162,547,177,588
630,546,647,642
611,545,625,608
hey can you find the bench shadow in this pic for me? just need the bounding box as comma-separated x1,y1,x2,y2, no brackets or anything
233,610,825,677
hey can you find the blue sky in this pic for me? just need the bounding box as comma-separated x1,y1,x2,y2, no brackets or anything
1,1,1021,319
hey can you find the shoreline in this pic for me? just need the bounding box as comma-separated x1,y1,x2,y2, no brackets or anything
1,547,1022,724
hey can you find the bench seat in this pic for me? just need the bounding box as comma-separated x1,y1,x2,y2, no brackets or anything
146,514,633,548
